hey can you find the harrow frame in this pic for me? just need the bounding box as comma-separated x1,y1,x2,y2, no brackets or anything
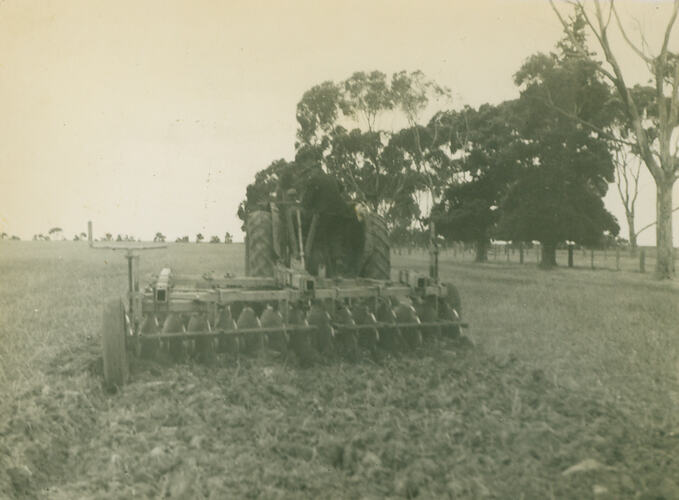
130,266,466,338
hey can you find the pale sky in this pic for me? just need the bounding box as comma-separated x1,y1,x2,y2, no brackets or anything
0,0,677,244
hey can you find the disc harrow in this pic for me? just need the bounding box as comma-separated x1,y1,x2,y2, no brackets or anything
126,292,464,366
94,206,468,390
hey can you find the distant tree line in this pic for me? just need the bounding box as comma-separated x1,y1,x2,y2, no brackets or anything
173,232,233,243
22,229,234,244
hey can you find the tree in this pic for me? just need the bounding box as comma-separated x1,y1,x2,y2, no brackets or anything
294,70,450,230
379,119,454,229
210,235,220,243
498,167,619,267
390,71,452,218
237,159,318,227
224,232,233,244
497,26,620,267
153,232,166,243
105,233,113,241
550,1,679,278
48,227,63,240
613,145,642,253
10,235,19,241
195,233,204,243
433,102,522,262
0,232,7,240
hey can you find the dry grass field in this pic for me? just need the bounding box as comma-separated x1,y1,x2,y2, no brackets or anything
1,241,678,499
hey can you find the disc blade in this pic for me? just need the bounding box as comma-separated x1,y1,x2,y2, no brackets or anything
393,301,422,349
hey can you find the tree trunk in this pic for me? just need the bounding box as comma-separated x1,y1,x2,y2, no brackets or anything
627,215,638,257
475,239,488,262
539,241,557,269
628,213,637,257
655,180,675,279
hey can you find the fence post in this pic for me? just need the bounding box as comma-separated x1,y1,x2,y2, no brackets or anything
616,247,620,271
519,242,524,264
537,243,541,264
568,244,574,268
590,248,595,269
640,249,646,273
493,245,497,260
506,245,510,262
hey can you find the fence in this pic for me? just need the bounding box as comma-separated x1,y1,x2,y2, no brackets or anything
393,244,673,274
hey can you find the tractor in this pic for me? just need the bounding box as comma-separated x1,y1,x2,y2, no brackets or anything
98,175,466,390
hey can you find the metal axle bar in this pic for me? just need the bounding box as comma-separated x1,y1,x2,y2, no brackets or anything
332,320,468,330
137,319,467,340
139,324,317,339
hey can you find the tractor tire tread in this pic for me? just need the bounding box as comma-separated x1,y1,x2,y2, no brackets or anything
360,212,390,280
247,211,275,277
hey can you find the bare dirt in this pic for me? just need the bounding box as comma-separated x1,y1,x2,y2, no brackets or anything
0,335,676,499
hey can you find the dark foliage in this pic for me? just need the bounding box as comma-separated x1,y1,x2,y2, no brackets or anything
433,102,522,261
495,17,619,266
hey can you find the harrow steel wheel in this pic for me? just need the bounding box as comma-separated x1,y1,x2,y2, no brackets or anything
102,298,129,391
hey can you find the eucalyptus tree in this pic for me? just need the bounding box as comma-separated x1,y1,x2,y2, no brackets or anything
294,70,450,231
551,1,679,278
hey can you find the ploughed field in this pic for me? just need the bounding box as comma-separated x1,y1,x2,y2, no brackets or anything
0,241,678,499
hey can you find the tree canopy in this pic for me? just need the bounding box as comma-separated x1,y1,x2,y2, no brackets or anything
433,101,522,261
496,20,620,265
293,70,450,229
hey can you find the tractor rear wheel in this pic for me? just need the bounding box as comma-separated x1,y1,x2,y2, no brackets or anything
360,212,390,280
246,211,275,277
102,298,129,391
